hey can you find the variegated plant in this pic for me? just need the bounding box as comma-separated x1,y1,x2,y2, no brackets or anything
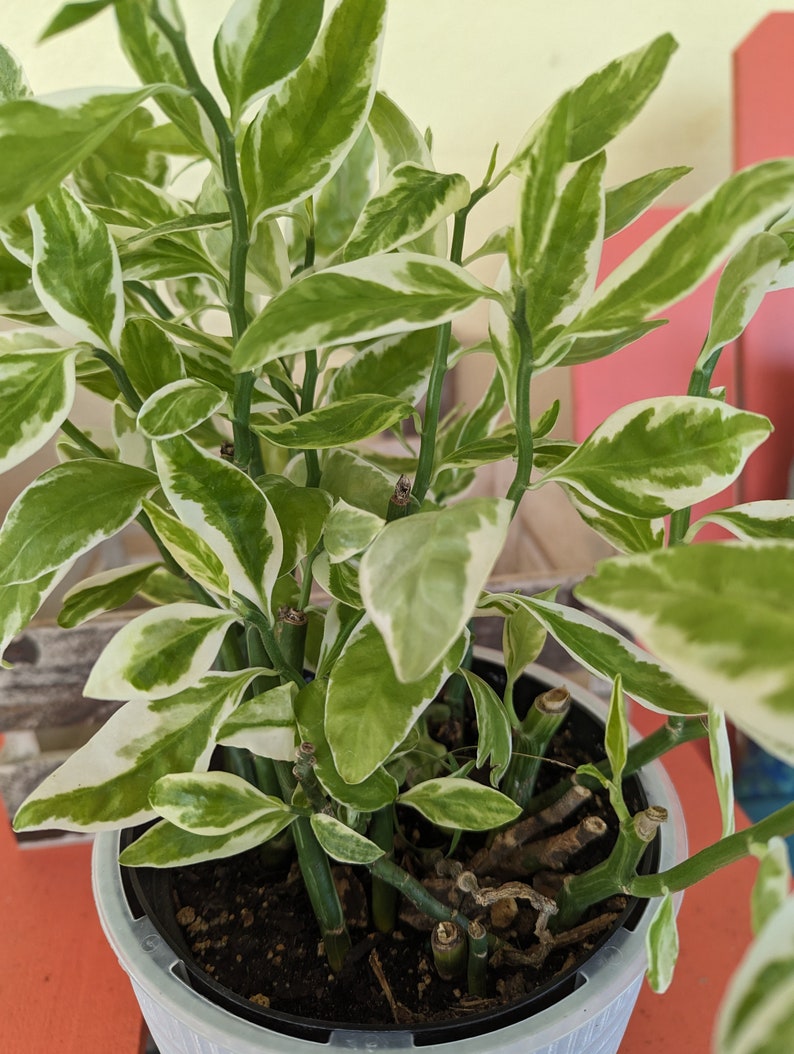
2,1,794,1046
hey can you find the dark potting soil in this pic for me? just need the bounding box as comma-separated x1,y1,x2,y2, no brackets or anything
163,716,642,1028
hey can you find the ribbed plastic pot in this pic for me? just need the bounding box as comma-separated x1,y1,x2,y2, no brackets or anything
92,654,687,1054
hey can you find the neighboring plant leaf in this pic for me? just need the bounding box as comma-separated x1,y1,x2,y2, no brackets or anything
325,619,467,784
539,397,772,519
138,379,227,439
38,1,116,41
459,669,513,783
0,459,157,586
360,498,512,683
0,338,79,473
253,394,414,449
153,435,283,609
213,0,323,124
0,84,175,223
576,541,794,761
398,777,521,831
150,771,294,836
310,813,385,865
232,252,494,372
84,602,240,701
57,560,161,628
604,166,692,238
13,670,257,831
30,186,124,350
217,684,297,761
715,895,794,1054
646,891,679,993
685,500,794,543
240,0,386,223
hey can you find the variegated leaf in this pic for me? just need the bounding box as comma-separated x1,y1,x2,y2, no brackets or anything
645,891,679,994
0,42,29,101
253,394,414,449
709,705,736,838
1,567,70,666
459,669,513,783
30,186,124,350
58,561,161,628
314,126,377,261
326,328,437,405
360,498,512,683
141,498,231,598
240,0,385,223
605,676,629,788
13,670,257,831
255,475,332,575
84,602,240,701
685,501,794,543
150,771,293,836
495,592,706,716
0,84,175,223
539,397,772,518
294,679,398,811
310,813,385,865
213,0,323,124
604,167,692,238
0,335,79,473
312,551,362,608
567,488,666,554
750,839,791,936
119,811,297,867
231,252,494,372
153,435,282,609
576,542,794,763
501,600,548,686
367,91,433,177
113,400,155,470
325,618,466,784
344,162,469,261
319,448,396,517
557,319,667,368
0,459,157,586
571,159,794,337
715,895,794,1054
398,777,520,831
138,379,227,440
217,684,297,761
324,500,385,564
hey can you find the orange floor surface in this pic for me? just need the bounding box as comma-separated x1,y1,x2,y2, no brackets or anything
1,717,757,1053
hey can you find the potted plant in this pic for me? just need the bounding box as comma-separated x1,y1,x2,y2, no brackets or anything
2,2,794,1052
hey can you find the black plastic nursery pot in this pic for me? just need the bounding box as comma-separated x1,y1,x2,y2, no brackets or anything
93,652,686,1054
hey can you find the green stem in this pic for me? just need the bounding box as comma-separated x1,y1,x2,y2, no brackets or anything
505,285,534,516
241,601,305,690
124,280,174,320
60,419,106,459
630,801,794,899
369,807,399,934
93,348,142,413
467,920,489,998
504,686,571,811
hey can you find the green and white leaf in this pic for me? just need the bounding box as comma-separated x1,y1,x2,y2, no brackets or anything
119,810,297,868
253,394,414,450
605,675,629,787
0,42,30,102
326,328,437,406
568,488,666,554
1,567,71,667
398,778,521,831
217,684,297,761
709,705,736,838
326,618,467,784
495,592,707,716
138,379,227,440
604,167,692,238
324,500,384,563
312,551,362,608
539,397,772,519
344,162,469,261
557,319,668,369
255,475,332,575
0,337,79,474
576,541,794,761
84,602,239,702
240,0,385,223
645,891,679,994
459,669,513,783
0,459,157,586
319,448,395,517
113,400,155,471
570,159,794,338
501,601,548,685
685,501,794,543
310,813,385,865
30,186,124,350
57,561,161,629
750,839,791,937
213,0,323,124
0,84,175,223
141,499,231,598
154,435,282,609
13,669,258,831
715,895,794,1054
360,498,512,683
232,252,494,372
150,771,294,836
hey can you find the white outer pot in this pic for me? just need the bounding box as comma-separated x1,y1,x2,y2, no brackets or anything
92,657,687,1054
